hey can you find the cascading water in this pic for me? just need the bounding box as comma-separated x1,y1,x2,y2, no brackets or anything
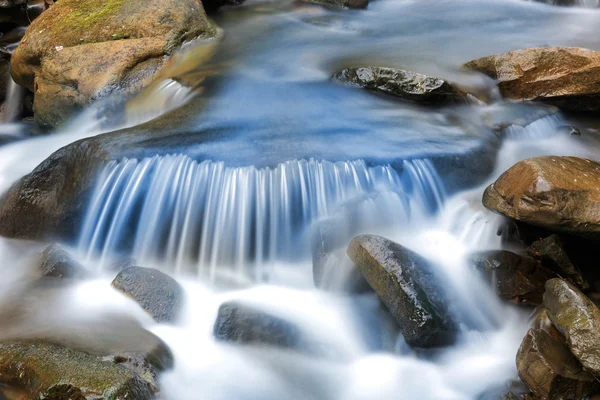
79,156,444,277
1,75,23,123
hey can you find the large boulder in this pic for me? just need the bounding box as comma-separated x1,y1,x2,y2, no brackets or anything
469,250,554,305
528,234,589,290
516,328,599,399
347,235,458,348
333,67,464,104
0,341,154,399
464,47,600,112
112,266,184,323
483,156,600,239
10,0,217,129
544,278,600,375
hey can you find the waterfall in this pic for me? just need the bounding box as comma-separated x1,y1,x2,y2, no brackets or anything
2,76,23,123
79,156,446,277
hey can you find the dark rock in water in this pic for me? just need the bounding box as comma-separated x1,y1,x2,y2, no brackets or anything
469,250,554,305
214,301,326,355
39,244,88,279
464,47,600,113
333,67,464,104
544,278,600,375
201,0,245,13
109,352,164,394
112,267,183,324
0,0,26,7
304,0,368,9
0,341,153,399
516,328,599,400
347,235,458,348
528,234,589,290
483,156,600,239
533,0,596,6
558,125,582,137
0,47,10,103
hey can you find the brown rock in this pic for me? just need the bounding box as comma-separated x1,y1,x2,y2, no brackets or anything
10,0,217,129
528,234,589,290
483,156,600,239
469,250,554,305
544,278,600,375
517,328,599,399
464,47,600,112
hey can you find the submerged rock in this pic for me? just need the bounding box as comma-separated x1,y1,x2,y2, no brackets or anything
333,67,464,104
10,0,217,129
0,341,153,399
528,234,589,290
214,301,326,355
347,235,458,348
469,250,554,305
516,328,599,399
464,47,600,112
304,0,368,9
39,244,88,279
483,156,600,239
544,278,600,375
112,267,183,323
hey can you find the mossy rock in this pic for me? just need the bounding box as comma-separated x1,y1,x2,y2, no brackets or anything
0,341,153,399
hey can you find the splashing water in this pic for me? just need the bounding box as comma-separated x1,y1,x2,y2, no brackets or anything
2,76,23,123
79,156,445,277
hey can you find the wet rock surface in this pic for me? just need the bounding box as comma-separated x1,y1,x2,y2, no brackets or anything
112,267,183,323
214,301,327,355
39,244,88,279
483,156,600,238
347,235,458,348
201,0,245,12
516,328,599,400
304,0,368,9
10,0,217,129
333,67,464,104
469,250,554,305
528,234,589,290
0,341,153,399
0,47,10,103
464,47,600,112
544,278,600,375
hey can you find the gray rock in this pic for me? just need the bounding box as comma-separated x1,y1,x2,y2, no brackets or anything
333,67,464,104
347,235,458,348
469,250,554,305
112,267,183,323
39,244,88,279
544,278,600,375
516,328,599,400
304,0,368,9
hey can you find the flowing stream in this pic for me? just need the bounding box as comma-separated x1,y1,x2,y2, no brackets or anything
1,0,600,399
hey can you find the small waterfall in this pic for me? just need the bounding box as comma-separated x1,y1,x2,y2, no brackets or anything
79,156,445,278
2,76,23,123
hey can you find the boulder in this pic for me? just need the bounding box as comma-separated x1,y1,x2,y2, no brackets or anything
464,47,600,112
469,250,554,305
304,0,368,9
544,278,600,375
10,0,217,129
112,267,183,323
333,67,464,104
214,301,326,355
528,234,589,290
483,156,600,239
516,328,599,399
39,244,88,279
0,341,153,399
347,235,458,348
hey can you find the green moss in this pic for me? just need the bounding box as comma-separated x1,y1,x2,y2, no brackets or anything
61,0,126,35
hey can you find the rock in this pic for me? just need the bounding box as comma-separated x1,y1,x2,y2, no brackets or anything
347,235,458,348
557,125,582,137
112,266,183,323
0,341,153,399
516,328,599,400
528,234,589,290
201,0,245,12
544,278,600,375
533,0,595,6
464,47,600,113
483,156,600,239
304,0,368,9
0,47,10,103
214,301,326,355
109,352,161,394
0,0,26,8
10,0,217,129
469,250,554,305
333,67,464,104
39,244,88,279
